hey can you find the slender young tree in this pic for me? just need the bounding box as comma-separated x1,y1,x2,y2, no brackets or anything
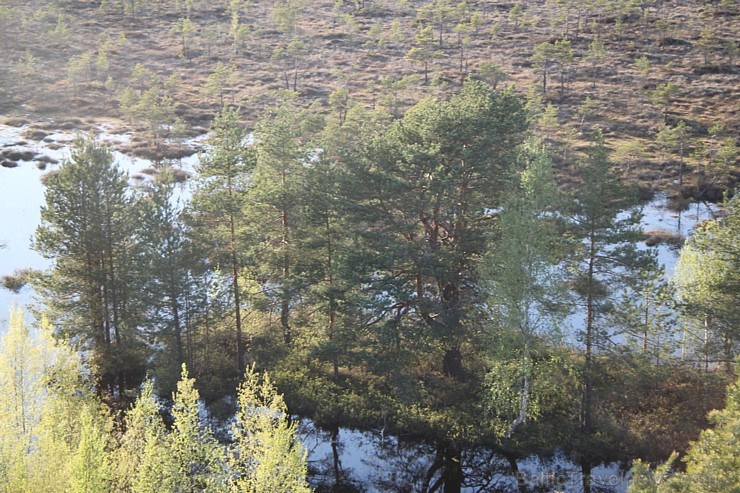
482,140,567,436
655,120,690,186
69,408,112,493
270,37,309,91
567,131,658,493
138,169,195,393
587,39,606,89
245,101,317,346
126,367,226,492
406,26,438,85
230,366,310,493
301,105,381,379
170,16,196,58
168,365,226,492
416,0,465,48
203,62,238,105
0,310,109,493
113,379,166,492
189,107,252,374
0,309,51,491
532,41,558,94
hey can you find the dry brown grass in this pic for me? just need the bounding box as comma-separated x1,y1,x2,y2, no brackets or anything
0,0,736,193
644,228,684,247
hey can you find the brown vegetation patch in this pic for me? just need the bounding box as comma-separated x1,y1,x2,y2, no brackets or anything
22,129,50,141
165,146,198,160
0,149,37,162
38,155,58,166
40,170,59,185
693,64,739,75
2,117,30,127
1,268,35,293
171,168,190,183
58,119,87,131
637,187,656,202
644,229,684,247
0,0,735,203
666,194,693,212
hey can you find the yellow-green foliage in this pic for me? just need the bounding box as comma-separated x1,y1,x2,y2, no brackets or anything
0,309,110,492
230,366,310,493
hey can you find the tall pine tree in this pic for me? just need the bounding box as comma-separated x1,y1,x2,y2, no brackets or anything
188,108,252,374
34,137,146,398
244,101,317,346
351,80,529,378
138,168,196,393
566,131,658,493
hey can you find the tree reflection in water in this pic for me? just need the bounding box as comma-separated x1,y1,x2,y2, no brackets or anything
300,420,628,492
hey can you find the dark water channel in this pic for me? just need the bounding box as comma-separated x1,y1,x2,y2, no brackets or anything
300,420,629,492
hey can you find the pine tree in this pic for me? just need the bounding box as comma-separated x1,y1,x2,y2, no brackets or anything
188,107,252,374
33,137,146,398
138,169,195,393
406,26,437,85
270,37,309,91
351,80,529,378
244,101,316,346
204,62,238,105
532,41,558,94
567,131,658,493
416,0,466,48
170,16,196,58
302,106,379,379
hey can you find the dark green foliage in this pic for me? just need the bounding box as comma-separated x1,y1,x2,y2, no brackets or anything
187,106,252,376
243,100,317,346
137,169,197,395
34,137,147,397
18,78,734,491
349,79,529,377
565,131,661,491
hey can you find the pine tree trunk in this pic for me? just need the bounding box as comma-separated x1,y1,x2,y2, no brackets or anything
443,444,463,493
582,461,592,493
281,171,292,345
229,201,244,373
